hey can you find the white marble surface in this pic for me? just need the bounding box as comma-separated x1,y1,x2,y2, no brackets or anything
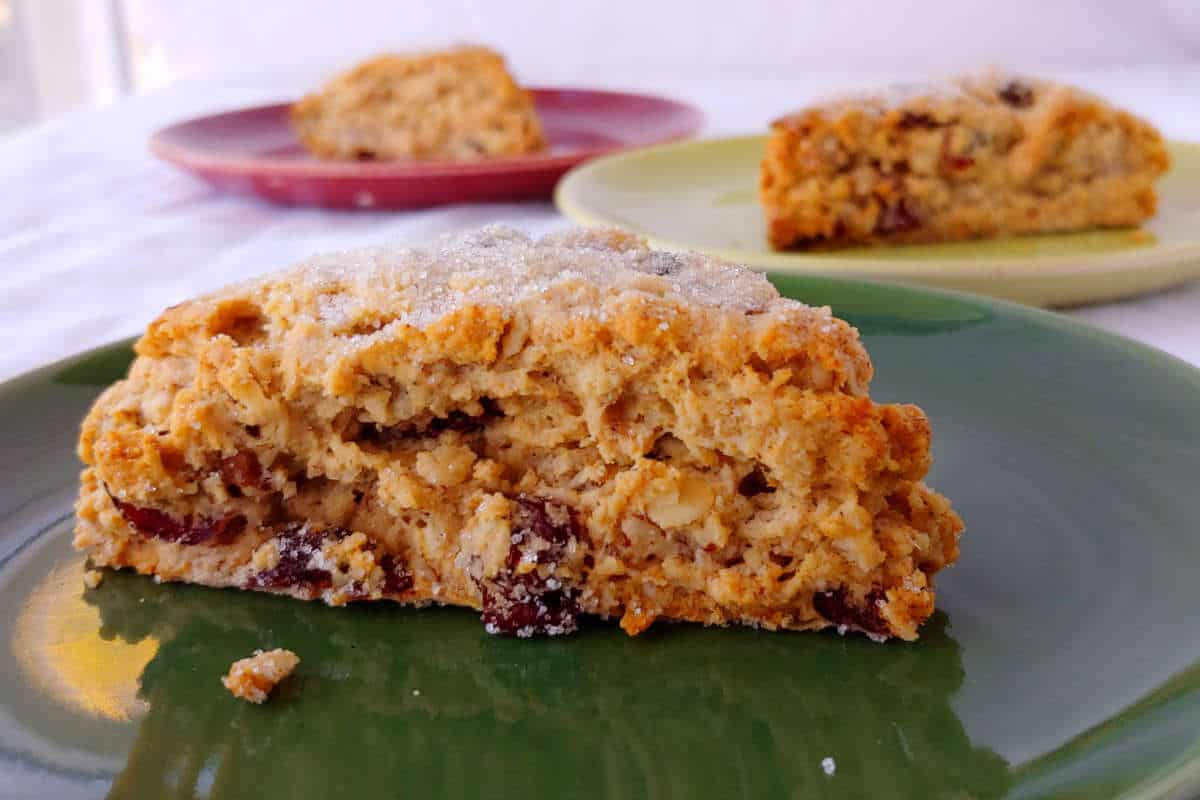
1,65,1199,381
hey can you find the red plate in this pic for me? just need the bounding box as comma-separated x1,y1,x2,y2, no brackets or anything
150,88,704,209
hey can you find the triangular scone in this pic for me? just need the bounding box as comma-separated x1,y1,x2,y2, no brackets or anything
290,46,544,161
761,71,1169,249
75,227,963,640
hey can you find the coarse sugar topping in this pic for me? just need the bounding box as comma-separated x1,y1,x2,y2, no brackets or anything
232,225,818,335
782,69,1060,120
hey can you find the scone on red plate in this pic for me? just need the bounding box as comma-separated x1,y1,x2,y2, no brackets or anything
290,46,545,161
761,71,1170,249
75,226,963,640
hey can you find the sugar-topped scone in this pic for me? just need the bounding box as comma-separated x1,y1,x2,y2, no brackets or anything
290,46,544,161
761,71,1169,249
74,226,962,640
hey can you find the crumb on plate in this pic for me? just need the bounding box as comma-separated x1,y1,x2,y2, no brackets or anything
222,648,300,704
83,568,103,589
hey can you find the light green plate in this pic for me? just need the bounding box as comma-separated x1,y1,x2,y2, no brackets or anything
3,278,1200,799
555,136,1200,307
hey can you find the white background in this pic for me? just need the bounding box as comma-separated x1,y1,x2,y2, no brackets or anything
120,0,1200,85
8,0,1200,123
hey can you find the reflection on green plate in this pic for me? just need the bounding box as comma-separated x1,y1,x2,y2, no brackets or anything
555,137,1200,307
2,277,1200,799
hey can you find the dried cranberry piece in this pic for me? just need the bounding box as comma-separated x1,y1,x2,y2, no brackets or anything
898,111,939,130
481,582,580,638
247,523,350,591
943,155,975,171
998,80,1034,109
479,495,582,637
378,553,414,595
813,587,892,637
108,490,245,546
219,451,267,490
506,496,575,567
875,199,922,234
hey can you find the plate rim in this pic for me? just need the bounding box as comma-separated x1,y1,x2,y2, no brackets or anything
554,133,1200,277
148,87,706,180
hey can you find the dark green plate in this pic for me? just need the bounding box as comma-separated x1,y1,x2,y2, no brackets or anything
2,277,1199,800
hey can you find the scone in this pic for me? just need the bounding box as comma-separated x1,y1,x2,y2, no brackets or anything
290,46,545,161
74,226,963,640
760,71,1170,249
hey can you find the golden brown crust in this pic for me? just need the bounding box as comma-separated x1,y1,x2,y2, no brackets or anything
74,226,962,640
760,72,1170,249
290,46,544,161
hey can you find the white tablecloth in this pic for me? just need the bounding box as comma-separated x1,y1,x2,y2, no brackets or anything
2,66,1199,381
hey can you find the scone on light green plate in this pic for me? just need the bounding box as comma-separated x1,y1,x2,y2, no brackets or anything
556,130,1200,307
